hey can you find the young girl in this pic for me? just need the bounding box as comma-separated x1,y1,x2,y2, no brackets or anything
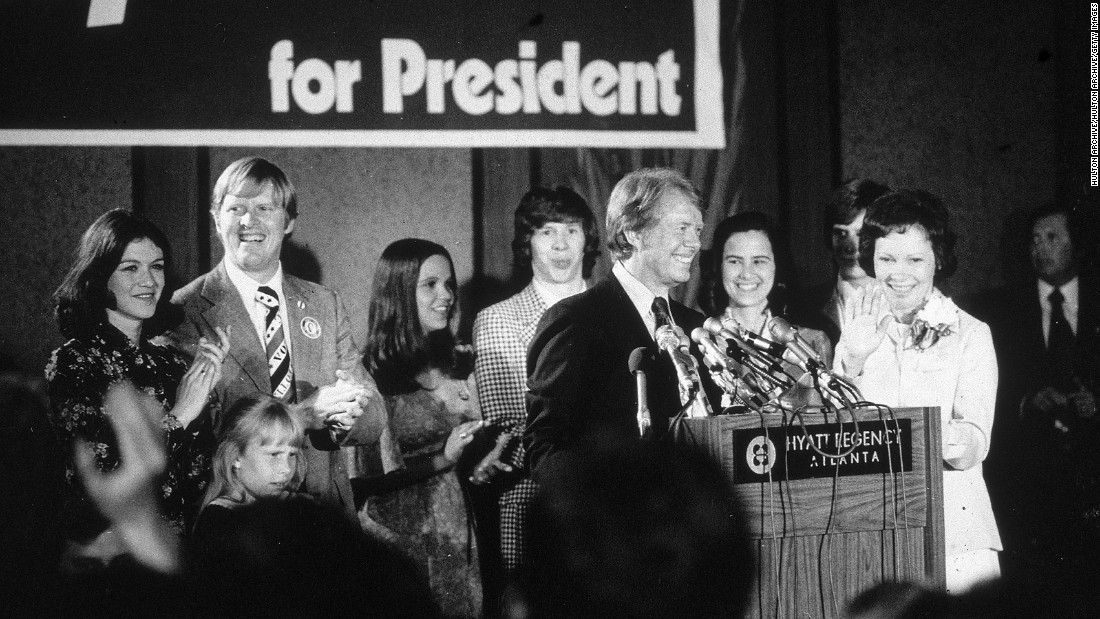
192,395,306,538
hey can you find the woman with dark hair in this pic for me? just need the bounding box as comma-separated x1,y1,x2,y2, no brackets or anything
835,190,1001,592
46,209,229,571
356,238,484,617
703,212,832,407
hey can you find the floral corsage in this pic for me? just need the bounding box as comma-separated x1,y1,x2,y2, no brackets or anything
906,290,959,352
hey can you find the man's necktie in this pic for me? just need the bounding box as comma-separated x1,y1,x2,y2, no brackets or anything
1048,288,1074,385
257,286,294,400
652,296,672,332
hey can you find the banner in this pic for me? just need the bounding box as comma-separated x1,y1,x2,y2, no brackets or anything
0,0,723,148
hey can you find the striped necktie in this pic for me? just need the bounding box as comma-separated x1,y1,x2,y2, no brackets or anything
256,286,293,400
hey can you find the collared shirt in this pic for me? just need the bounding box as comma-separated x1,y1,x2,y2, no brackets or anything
612,261,675,339
222,258,293,358
1037,276,1079,344
531,278,587,310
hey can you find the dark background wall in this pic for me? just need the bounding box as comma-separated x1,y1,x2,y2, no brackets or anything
837,0,1061,298
0,0,1088,376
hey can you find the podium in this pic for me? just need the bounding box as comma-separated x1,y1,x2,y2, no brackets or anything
674,406,944,618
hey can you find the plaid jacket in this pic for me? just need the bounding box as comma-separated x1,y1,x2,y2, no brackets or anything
473,283,547,469
472,283,549,571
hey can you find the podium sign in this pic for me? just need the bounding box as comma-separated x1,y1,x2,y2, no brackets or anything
677,407,945,618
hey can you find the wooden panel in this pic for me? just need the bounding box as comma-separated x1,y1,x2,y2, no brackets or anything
678,407,945,618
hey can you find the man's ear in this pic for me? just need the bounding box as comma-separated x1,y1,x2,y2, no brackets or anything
624,228,641,252
284,217,296,236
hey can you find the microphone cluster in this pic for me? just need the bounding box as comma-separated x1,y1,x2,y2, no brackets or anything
692,315,861,413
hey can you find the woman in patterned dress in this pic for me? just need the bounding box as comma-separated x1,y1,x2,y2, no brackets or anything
356,238,484,617
46,209,228,571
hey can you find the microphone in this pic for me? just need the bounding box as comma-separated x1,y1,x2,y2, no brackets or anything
691,327,736,372
692,327,783,410
767,316,825,372
767,316,862,403
628,347,651,437
657,325,702,389
703,317,791,379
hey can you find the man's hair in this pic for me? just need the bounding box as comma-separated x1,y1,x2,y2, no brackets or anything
53,209,180,340
516,434,753,618
858,189,958,282
512,186,601,279
822,178,890,245
211,157,298,219
605,168,701,261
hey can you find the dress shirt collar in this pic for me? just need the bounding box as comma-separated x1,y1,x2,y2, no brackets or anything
1038,276,1079,338
223,258,286,306
612,261,673,338
531,278,587,309
223,258,290,351
1038,276,1078,311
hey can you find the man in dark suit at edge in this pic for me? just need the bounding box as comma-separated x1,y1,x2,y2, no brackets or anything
983,202,1099,584
523,168,718,479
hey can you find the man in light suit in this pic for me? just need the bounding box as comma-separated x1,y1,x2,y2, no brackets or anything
523,168,718,479
172,157,385,517
470,186,599,586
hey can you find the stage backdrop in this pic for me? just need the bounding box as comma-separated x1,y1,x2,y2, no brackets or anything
0,0,722,149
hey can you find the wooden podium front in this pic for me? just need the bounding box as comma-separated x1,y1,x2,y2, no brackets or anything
674,407,944,618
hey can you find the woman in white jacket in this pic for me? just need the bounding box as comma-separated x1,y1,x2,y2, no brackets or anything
835,189,1001,593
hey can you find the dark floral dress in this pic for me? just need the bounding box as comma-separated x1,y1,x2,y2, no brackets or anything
45,323,215,539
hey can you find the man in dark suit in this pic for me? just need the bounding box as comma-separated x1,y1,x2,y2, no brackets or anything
172,157,386,517
983,202,1099,580
523,168,717,479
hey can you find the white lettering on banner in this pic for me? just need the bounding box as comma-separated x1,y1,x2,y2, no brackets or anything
87,0,128,27
269,40,362,114
381,39,682,116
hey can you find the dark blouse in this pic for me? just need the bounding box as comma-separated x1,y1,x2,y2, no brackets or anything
45,323,214,538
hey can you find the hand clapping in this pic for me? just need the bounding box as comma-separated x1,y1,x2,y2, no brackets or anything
302,369,373,432
173,325,231,427
469,431,515,485
444,420,484,463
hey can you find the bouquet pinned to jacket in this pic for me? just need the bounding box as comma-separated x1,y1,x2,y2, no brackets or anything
906,289,959,351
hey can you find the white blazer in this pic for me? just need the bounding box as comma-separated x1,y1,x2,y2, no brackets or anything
836,291,1002,557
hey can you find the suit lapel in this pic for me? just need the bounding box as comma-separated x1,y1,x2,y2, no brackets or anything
599,276,655,347
200,263,270,394
1021,284,1046,360
517,283,548,345
283,276,324,397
